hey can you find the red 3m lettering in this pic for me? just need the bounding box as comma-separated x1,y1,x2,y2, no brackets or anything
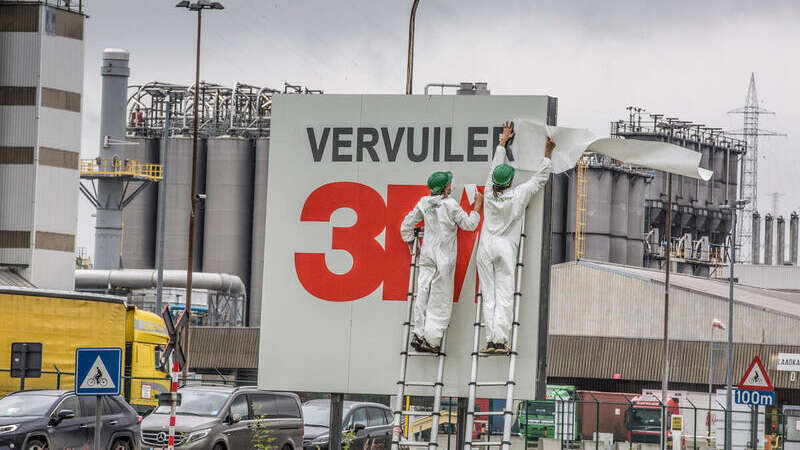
454,186,484,302
295,182,482,302
383,185,430,300
294,182,386,301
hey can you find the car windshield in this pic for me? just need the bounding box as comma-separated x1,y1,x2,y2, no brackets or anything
303,403,353,427
0,393,57,417
631,408,661,427
153,390,229,417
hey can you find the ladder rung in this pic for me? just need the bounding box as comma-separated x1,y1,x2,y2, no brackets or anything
406,351,441,357
475,410,507,416
404,381,438,387
399,441,434,447
401,410,435,417
477,351,506,357
475,381,507,387
469,442,502,447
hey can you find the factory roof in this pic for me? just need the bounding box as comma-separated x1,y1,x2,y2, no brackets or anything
577,260,800,320
0,267,35,288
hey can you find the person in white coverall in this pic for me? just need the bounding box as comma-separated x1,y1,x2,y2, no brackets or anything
401,171,483,353
477,121,555,354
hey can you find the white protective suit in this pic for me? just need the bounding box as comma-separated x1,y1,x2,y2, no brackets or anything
477,145,552,344
401,195,480,346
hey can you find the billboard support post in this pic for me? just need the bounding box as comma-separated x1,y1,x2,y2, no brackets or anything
456,397,467,450
329,393,344,450
536,98,558,401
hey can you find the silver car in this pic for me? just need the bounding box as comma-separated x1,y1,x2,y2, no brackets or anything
140,386,303,449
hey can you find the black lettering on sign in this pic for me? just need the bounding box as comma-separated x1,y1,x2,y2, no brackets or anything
444,127,462,162
307,127,330,162
332,127,352,162
356,127,379,162
408,127,427,162
382,127,404,162
467,127,488,162
432,127,441,162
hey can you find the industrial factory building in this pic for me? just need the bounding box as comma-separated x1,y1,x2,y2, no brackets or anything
188,260,800,404
0,1,85,289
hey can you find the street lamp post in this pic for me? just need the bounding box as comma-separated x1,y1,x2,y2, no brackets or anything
708,318,726,438
406,0,420,95
721,199,748,450
175,0,224,381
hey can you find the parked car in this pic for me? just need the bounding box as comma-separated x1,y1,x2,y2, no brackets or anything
0,389,140,450
140,385,302,449
302,399,393,449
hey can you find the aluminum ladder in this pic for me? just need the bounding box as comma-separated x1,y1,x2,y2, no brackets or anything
391,227,448,449
464,216,528,450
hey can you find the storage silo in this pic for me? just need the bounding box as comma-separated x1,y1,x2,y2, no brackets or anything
777,216,786,265
565,167,577,260
764,214,774,265
696,143,711,206
726,153,739,206
609,172,629,264
121,136,158,269
202,137,254,300
712,148,727,205
163,137,206,271
627,176,647,266
584,168,612,261
550,173,569,264
249,138,270,326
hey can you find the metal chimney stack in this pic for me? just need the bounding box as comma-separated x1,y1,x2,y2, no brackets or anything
752,212,761,264
764,214,774,265
777,216,786,265
791,212,798,265
94,48,130,270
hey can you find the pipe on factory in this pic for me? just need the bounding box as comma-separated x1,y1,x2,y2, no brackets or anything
777,216,786,265
764,214,774,265
791,212,798,266
751,212,761,265
75,269,245,295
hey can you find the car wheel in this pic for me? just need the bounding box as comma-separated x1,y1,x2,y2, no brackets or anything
26,440,48,450
111,438,132,450
282,445,292,450
213,444,226,450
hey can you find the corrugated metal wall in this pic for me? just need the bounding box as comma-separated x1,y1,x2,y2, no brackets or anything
550,262,800,345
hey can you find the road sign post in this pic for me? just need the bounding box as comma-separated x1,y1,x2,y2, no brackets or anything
75,347,122,450
161,307,188,450
731,356,774,450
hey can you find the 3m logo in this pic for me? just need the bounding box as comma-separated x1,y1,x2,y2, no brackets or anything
294,182,484,302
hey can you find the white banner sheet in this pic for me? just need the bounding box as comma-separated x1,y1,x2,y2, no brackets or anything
513,119,713,180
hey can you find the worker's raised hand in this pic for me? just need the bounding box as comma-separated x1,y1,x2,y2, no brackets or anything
407,241,415,255
545,136,556,158
499,121,515,147
472,191,484,212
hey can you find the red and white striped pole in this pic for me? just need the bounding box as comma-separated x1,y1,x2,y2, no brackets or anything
167,360,180,450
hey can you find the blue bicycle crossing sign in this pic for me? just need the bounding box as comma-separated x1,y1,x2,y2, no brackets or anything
75,347,122,396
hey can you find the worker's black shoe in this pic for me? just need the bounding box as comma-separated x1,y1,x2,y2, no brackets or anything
481,342,495,354
410,335,423,352
420,339,441,354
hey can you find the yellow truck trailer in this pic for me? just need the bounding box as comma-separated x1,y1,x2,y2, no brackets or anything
0,286,170,414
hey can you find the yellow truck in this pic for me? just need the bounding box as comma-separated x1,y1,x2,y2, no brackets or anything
0,286,170,414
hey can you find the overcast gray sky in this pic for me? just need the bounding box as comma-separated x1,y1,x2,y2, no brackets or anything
76,0,800,253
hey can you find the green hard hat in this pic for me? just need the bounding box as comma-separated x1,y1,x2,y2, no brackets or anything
427,171,453,194
492,164,515,187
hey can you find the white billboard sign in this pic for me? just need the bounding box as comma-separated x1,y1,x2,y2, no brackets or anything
258,94,556,398
777,353,800,371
